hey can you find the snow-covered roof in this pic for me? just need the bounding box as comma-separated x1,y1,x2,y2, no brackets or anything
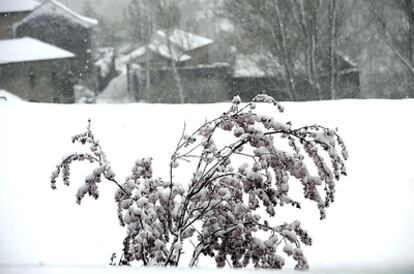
120,46,146,64
0,0,41,13
336,50,358,67
13,0,98,31
233,52,285,78
121,29,213,64
149,39,192,62
122,44,191,64
0,37,75,65
154,29,213,52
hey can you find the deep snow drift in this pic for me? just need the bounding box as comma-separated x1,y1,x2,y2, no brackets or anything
0,98,413,273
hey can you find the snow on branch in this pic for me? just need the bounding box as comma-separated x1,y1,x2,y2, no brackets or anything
50,94,348,270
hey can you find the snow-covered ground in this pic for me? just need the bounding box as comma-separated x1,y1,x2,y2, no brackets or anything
0,90,23,102
0,98,413,273
96,72,135,103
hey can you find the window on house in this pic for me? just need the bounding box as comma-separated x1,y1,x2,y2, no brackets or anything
28,66,36,88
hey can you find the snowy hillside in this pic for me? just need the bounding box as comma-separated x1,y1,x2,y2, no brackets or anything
0,99,413,273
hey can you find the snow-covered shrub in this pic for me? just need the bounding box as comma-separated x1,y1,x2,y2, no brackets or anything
51,94,348,270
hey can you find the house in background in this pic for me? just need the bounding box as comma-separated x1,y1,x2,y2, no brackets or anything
230,51,360,101
12,0,98,85
123,29,213,68
231,52,290,102
147,63,231,103
0,0,40,39
0,37,75,103
319,51,360,99
152,29,213,65
120,28,230,103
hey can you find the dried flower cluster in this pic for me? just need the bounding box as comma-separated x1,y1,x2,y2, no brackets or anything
51,94,348,270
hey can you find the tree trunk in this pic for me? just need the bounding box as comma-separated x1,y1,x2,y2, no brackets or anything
406,0,414,67
145,12,153,102
166,30,185,104
329,0,338,99
369,0,414,75
145,46,151,101
297,0,315,99
274,0,296,101
310,1,322,100
189,244,203,267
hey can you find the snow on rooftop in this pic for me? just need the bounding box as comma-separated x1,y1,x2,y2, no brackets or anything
122,43,191,64
0,0,40,13
13,0,98,31
336,50,358,68
119,46,146,65
0,37,74,65
233,52,285,78
122,29,212,64
149,40,192,62
49,0,98,26
155,29,213,52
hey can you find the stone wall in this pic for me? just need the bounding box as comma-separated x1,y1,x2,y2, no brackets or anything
0,59,74,103
136,64,232,103
0,12,29,39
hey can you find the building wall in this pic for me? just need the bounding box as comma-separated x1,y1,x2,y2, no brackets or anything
0,59,74,103
185,46,210,65
0,12,30,39
231,70,360,102
14,14,95,86
134,51,189,68
135,64,231,103
336,71,360,99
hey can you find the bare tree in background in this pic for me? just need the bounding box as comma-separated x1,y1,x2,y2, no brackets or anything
224,1,296,100
369,0,414,97
157,0,185,104
370,0,414,75
328,0,338,99
290,0,324,99
126,0,154,45
125,0,155,97
125,0,185,103
224,0,348,100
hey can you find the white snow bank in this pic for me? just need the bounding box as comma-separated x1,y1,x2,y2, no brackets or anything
0,89,23,102
0,99,413,273
0,265,412,274
0,37,74,65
